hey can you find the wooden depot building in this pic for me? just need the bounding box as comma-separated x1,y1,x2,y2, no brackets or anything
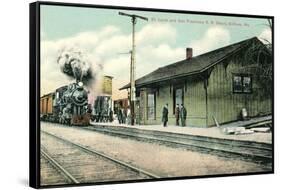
120,37,272,127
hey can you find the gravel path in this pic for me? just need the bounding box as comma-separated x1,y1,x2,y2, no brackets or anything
41,122,270,178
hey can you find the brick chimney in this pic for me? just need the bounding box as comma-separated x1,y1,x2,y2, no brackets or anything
186,48,193,60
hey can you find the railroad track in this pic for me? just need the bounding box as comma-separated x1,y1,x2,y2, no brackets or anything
84,125,272,167
40,148,79,185
40,130,160,185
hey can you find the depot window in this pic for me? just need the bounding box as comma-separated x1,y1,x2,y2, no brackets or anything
173,86,184,114
147,92,156,120
233,74,252,93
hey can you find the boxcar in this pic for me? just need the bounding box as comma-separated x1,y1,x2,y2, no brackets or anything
40,92,54,120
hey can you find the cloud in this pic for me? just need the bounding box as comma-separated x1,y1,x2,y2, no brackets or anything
258,28,272,44
136,23,177,46
41,23,234,99
189,26,231,56
40,26,119,96
41,24,233,100
136,44,184,77
41,23,182,100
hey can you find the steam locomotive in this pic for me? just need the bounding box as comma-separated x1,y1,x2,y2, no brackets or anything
40,82,91,126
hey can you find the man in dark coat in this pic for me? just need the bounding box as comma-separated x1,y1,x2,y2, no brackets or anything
109,109,113,122
175,104,180,126
180,104,187,127
122,108,127,124
117,107,122,124
162,103,169,127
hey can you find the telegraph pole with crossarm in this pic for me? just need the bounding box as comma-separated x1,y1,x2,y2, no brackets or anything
118,12,148,126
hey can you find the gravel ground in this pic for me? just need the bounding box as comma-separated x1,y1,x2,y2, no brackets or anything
40,154,70,185
41,122,270,178
41,132,149,184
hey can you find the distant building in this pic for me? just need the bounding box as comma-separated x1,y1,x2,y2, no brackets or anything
101,75,113,95
92,75,113,120
120,37,272,127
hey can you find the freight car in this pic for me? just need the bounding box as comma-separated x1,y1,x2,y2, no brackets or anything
40,92,55,121
40,82,90,126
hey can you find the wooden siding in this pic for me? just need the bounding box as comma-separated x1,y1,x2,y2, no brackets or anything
140,78,207,127
139,89,148,124
207,57,272,126
183,78,207,127
155,85,173,125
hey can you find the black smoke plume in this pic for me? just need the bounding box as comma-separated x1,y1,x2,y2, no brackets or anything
57,48,94,85
57,47,104,104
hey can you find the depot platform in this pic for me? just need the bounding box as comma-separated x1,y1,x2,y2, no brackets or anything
90,115,272,144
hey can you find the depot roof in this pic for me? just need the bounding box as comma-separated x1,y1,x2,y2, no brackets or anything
120,37,263,90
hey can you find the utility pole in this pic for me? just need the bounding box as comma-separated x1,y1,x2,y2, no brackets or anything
118,12,148,126
118,51,132,124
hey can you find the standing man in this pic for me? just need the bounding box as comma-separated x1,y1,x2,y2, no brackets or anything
180,104,187,127
127,108,131,125
122,108,127,124
109,109,113,122
117,107,122,124
162,103,169,127
175,104,180,126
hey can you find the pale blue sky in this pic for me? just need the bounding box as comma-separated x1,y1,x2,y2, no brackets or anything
41,5,270,46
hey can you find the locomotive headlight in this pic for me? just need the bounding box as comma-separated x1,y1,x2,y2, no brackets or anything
78,82,83,87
